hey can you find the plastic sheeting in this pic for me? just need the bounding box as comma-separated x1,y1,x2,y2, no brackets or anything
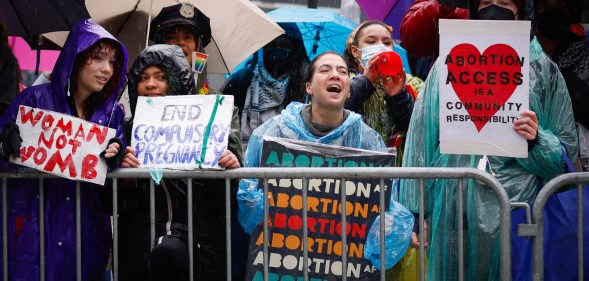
237,102,414,270
400,38,578,280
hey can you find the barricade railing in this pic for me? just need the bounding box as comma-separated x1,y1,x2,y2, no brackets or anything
1,167,511,281
525,172,589,281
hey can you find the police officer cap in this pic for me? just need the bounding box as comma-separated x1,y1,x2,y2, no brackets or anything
149,3,211,47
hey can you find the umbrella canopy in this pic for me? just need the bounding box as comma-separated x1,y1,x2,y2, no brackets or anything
267,7,358,61
8,36,59,71
44,0,284,74
356,0,415,40
0,0,89,42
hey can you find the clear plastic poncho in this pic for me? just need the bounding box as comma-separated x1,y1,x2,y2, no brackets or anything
400,38,578,280
238,102,415,269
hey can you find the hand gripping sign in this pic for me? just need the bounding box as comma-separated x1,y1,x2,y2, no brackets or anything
438,19,531,157
12,106,116,185
131,95,234,170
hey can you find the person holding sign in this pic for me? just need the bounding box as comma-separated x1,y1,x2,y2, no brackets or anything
237,52,414,275
399,0,578,280
118,44,242,281
343,21,423,166
0,19,127,281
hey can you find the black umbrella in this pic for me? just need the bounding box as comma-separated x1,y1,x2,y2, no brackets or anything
0,0,89,73
0,0,89,39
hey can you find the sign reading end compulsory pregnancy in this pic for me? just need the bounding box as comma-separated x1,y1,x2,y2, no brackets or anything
131,95,234,170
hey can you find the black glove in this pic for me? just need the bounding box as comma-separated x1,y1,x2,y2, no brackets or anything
0,122,22,161
100,137,124,168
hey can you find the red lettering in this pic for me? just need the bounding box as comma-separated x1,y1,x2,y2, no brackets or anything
37,130,55,148
44,151,76,177
54,118,73,135
287,215,303,230
273,213,287,228
19,146,35,162
86,125,108,145
74,124,85,140
41,114,54,131
19,106,43,126
81,154,98,179
33,147,47,165
68,139,81,155
55,134,67,149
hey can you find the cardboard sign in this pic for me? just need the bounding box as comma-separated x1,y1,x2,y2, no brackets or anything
245,137,395,281
131,95,234,170
438,19,530,157
192,51,209,73
12,106,115,185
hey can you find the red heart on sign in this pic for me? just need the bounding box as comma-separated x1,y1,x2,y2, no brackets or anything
446,43,522,131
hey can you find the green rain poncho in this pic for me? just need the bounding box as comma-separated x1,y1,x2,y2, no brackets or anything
400,38,578,280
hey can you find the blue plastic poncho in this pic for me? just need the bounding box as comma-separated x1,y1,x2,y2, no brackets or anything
400,38,578,280
237,102,414,269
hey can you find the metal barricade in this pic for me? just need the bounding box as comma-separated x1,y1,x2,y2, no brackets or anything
525,172,589,281
1,167,511,281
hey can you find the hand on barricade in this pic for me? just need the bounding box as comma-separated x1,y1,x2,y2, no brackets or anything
410,220,428,248
218,150,240,168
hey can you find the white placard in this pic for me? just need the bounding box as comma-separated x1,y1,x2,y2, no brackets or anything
12,106,116,185
439,19,530,157
131,95,234,170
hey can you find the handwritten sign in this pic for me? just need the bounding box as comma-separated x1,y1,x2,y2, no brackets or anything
439,19,530,157
12,106,115,185
245,137,395,281
131,95,234,170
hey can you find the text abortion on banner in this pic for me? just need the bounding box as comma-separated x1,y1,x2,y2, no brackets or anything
245,137,395,281
12,106,115,185
131,95,234,170
438,19,530,157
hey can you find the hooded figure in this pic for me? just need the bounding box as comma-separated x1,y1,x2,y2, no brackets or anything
117,44,243,281
399,0,578,280
221,22,309,152
0,19,128,281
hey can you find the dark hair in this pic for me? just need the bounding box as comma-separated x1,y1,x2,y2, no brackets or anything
305,51,346,83
343,20,392,70
70,39,124,120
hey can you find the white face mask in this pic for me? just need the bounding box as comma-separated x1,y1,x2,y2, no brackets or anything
359,44,392,68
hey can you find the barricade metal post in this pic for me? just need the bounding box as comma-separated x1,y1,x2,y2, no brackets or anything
225,178,232,281
379,178,386,281
2,178,7,281
578,183,584,281
113,179,118,281
188,180,194,281
76,182,81,281
458,180,464,281
263,179,269,281
419,179,425,281
340,177,347,281
150,180,155,250
532,173,589,281
39,179,45,281
302,178,309,281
